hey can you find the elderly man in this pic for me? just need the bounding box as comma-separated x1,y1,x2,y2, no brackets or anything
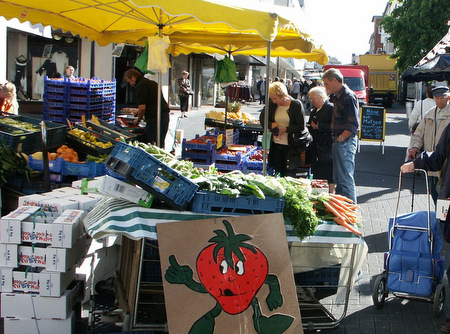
410,85,450,205
322,68,360,203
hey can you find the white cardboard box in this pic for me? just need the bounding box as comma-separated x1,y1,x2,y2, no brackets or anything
437,199,450,220
16,234,87,272
4,310,75,333
70,194,101,211
1,278,84,319
2,209,84,247
17,194,47,207
0,243,18,267
39,197,79,216
1,206,47,244
0,266,75,296
98,175,154,207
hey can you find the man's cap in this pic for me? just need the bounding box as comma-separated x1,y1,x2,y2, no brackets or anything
431,86,449,97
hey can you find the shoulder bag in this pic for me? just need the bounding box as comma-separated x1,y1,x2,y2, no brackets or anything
288,128,313,151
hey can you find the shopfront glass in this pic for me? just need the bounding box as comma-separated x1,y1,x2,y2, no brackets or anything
201,57,216,105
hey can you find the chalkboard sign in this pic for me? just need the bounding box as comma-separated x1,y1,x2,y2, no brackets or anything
359,106,385,142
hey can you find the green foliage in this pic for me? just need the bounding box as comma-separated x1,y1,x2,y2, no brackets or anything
380,0,450,73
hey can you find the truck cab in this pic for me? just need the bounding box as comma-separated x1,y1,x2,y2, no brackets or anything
323,65,369,107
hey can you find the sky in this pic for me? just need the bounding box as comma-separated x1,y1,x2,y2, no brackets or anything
302,0,389,64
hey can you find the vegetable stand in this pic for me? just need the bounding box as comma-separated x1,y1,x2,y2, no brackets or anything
83,197,367,331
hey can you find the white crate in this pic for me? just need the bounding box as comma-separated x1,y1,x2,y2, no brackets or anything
1,277,84,319
98,175,154,207
0,266,75,296
4,310,75,333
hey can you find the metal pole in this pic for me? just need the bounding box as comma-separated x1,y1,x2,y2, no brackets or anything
262,41,271,176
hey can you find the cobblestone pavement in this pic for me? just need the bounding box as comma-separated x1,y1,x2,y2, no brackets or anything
175,101,448,334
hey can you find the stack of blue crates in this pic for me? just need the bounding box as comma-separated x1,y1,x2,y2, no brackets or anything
43,77,116,124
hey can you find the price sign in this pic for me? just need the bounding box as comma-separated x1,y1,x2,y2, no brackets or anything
358,106,385,142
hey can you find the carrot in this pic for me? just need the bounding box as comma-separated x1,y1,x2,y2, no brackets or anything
334,217,362,236
323,201,346,221
324,197,360,226
329,193,355,203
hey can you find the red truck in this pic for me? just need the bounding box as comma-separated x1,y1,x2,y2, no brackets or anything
323,64,369,106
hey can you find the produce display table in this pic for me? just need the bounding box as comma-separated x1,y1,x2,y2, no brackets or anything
84,197,367,331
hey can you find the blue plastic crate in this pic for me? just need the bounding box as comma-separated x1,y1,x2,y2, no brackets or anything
28,156,64,173
44,100,65,109
182,150,214,164
190,191,285,215
6,115,67,150
62,161,105,177
70,95,103,103
68,101,103,111
83,121,137,141
106,142,199,210
182,136,218,151
44,92,66,101
206,128,239,146
214,162,242,172
65,124,115,156
0,128,32,152
108,141,141,164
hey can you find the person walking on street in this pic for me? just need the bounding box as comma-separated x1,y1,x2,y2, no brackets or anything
124,69,170,148
409,86,435,133
258,77,266,105
290,78,301,99
409,86,450,205
322,68,360,203
178,70,192,118
259,82,307,177
307,86,335,193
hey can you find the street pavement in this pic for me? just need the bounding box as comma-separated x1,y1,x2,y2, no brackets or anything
174,101,449,334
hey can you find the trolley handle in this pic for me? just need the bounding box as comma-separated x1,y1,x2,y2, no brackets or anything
393,168,432,242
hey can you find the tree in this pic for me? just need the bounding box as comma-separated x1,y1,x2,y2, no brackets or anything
380,0,450,73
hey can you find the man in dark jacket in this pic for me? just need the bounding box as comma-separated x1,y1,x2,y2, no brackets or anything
323,68,360,203
124,69,170,147
401,122,450,333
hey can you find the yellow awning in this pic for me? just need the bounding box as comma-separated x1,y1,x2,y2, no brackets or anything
0,0,327,63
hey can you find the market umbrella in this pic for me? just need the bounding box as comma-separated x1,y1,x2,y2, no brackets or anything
0,0,308,46
168,31,328,65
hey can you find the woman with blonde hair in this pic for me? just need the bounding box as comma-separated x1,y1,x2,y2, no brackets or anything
259,81,307,176
0,82,19,115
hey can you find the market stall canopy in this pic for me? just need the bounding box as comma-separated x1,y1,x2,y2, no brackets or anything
402,55,450,83
402,26,450,83
0,0,310,46
168,31,328,64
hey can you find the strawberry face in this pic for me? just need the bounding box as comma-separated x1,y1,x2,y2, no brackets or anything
196,220,268,315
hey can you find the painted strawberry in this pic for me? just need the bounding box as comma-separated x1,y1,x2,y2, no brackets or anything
164,219,294,334
196,220,269,314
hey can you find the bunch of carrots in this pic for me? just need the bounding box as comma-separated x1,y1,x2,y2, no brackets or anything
312,193,362,236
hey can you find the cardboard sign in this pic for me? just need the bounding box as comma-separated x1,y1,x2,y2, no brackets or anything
157,212,302,334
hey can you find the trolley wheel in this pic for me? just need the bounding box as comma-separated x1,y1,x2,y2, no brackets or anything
372,274,387,308
433,283,445,318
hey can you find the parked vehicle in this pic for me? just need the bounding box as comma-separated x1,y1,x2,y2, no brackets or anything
323,64,369,106
358,54,398,108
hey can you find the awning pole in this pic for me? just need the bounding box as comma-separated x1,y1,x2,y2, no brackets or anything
262,41,271,176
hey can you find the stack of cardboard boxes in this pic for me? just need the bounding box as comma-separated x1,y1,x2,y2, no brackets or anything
0,187,102,333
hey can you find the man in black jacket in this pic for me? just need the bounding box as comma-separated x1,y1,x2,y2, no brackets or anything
124,69,169,148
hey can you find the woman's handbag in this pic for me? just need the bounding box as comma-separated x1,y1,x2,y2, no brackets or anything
288,128,313,151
